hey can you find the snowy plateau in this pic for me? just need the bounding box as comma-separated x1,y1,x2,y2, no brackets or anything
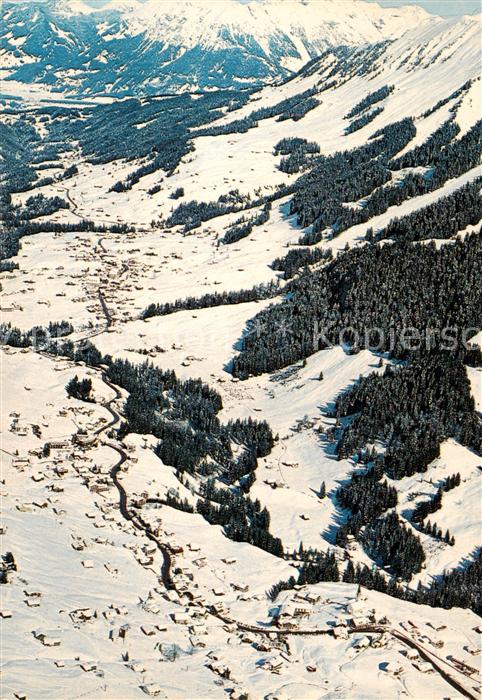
0,1,481,699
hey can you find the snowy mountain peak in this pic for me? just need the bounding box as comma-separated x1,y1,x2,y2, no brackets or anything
101,0,142,12
45,0,96,14
0,0,444,96
125,0,433,42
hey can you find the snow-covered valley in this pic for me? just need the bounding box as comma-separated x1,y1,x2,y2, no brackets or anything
1,2,481,698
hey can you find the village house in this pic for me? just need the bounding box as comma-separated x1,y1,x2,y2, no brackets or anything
25,598,41,609
70,608,95,623
232,583,249,593
414,660,433,674
371,632,390,648
190,636,206,649
352,615,371,627
35,632,61,647
45,440,70,452
109,626,128,642
230,689,250,700
140,683,164,697
128,662,146,673
79,661,97,673
404,648,419,661
12,458,30,470
333,624,349,640
353,635,370,649
193,557,207,568
208,661,231,679
171,612,189,625
451,657,478,676
385,661,404,676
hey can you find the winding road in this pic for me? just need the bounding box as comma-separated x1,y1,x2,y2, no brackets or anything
89,368,175,588
58,184,83,219
97,289,113,328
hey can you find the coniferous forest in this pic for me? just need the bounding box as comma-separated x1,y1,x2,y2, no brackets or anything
232,233,481,377
335,353,481,478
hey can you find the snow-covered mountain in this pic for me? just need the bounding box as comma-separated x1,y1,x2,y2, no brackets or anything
1,2,481,697
1,0,436,95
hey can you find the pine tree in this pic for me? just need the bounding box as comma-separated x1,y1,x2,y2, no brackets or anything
343,559,356,583
66,375,93,402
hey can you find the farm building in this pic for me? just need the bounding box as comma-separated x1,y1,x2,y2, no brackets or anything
353,636,370,649
171,612,189,625
35,633,61,647
140,683,165,697
385,662,404,676
414,661,433,673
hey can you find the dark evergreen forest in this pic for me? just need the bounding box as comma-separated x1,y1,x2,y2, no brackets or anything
232,233,481,377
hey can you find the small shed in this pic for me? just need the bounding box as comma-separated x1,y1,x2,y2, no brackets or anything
353,636,370,649
222,557,237,565
140,683,164,697
36,633,61,647
385,661,404,676
80,661,97,672
414,660,433,673
405,648,419,660
172,612,189,625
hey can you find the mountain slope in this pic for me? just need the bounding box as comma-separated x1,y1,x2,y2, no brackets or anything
1,0,435,95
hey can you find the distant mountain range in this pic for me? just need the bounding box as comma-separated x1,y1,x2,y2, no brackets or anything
1,0,436,96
